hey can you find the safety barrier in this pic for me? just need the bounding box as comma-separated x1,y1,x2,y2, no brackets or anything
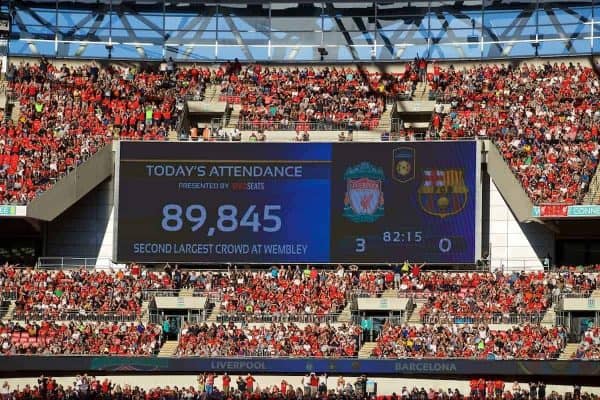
421,312,546,325
216,312,342,324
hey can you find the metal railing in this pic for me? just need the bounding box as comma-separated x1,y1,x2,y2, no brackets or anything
421,312,546,325
0,290,18,301
216,312,342,324
141,289,180,301
35,257,118,270
561,290,595,299
235,119,380,132
11,310,141,322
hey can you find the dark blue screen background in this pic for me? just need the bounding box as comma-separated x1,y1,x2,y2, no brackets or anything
330,142,477,264
116,142,476,263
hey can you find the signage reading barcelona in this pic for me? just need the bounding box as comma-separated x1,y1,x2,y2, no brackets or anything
116,141,477,264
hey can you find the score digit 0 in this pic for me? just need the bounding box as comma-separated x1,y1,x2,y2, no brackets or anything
439,237,452,253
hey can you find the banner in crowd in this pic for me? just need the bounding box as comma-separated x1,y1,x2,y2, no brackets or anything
2,357,600,378
0,205,27,217
532,205,600,218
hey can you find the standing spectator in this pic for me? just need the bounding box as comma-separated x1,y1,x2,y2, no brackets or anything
302,373,311,395
222,373,231,397
205,372,215,395
1,382,9,400
236,376,246,393
245,374,256,394
538,382,547,400
319,374,328,395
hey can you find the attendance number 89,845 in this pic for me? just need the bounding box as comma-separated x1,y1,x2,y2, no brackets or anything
161,204,282,235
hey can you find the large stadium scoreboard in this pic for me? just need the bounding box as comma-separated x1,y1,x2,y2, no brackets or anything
115,142,480,264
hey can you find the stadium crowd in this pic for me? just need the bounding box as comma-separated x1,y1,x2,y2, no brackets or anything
1,58,599,205
430,61,600,204
0,263,175,319
176,322,361,358
1,59,207,204
571,326,600,360
0,375,592,400
217,63,388,132
0,263,597,323
0,321,161,355
371,323,567,360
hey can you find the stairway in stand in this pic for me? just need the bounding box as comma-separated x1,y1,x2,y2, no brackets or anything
558,343,579,360
413,81,431,101
203,84,220,102
582,171,600,204
406,299,426,324
157,340,179,357
358,342,378,359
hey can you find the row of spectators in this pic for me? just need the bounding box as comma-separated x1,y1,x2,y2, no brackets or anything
430,61,600,204
1,59,207,204
0,264,173,320
218,65,389,131
3,59,599,205
0,321,161,355
0,374,591,400
176,322,361,358
1,263,597,322
372,323,566,360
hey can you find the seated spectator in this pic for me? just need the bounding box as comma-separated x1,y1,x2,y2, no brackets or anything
0,321,162,355
429,61,600,204
176,322,361,358
572,326,600,360
0,263,174,319
197,267,351,322
1,60,207,204
372,323,566,360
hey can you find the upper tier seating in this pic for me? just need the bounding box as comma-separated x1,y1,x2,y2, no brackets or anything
430,62,600,204
1,60,206,204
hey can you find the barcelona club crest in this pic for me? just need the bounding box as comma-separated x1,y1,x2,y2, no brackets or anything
343,162,385,223
417,169,468,218
392,147,415,183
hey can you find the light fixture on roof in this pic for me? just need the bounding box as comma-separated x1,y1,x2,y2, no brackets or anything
318,47,328,61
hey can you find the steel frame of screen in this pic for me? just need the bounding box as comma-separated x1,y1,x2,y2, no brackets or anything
1,0,600,61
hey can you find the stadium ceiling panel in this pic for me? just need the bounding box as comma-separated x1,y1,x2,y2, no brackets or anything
1,0,598,60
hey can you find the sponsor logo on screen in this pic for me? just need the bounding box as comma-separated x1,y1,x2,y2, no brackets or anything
392,147,415,183
417,169,468,218
343,162,385,223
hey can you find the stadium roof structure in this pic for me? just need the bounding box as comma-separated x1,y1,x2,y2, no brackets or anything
0,0,599,61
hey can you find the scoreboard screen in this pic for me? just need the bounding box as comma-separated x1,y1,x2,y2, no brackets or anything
115,141,479,264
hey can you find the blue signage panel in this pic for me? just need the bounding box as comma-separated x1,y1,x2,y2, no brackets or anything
3,357,600,378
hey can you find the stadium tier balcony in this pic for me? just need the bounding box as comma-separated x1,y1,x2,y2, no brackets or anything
216,63,416,132
176,322,361,358
429,62,600,205
2,265,596,324
0,265,175,321
191,267,352,323
0,321,162,355
0,60,207,205
371,323,567,360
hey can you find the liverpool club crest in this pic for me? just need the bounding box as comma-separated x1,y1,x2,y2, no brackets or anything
417,169,468,218
343,162,385,223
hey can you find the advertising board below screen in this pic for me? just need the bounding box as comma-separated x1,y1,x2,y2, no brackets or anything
115,141,478,264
